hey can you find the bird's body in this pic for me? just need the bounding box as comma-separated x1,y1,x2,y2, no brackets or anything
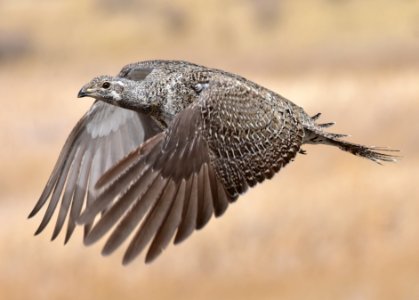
30,60,397,264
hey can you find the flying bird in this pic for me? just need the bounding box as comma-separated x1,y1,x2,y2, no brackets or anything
29,60,397,264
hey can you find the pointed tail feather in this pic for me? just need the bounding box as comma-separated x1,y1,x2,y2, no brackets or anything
303,113,399,164
324,137,399,164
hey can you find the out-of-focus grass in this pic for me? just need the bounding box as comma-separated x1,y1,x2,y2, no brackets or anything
2,0,419,70
1,0,419,299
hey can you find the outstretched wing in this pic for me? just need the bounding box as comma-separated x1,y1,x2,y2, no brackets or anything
79,79,304,264
29,101,161,243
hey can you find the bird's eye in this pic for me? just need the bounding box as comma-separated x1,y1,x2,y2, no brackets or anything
102,82,111,89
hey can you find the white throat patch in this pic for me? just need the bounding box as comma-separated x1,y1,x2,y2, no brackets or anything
110,90,122,101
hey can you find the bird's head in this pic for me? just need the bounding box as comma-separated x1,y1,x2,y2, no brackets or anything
77,75,135,106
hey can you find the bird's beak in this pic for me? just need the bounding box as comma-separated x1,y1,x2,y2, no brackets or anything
77,87,94,98
77,88,87,98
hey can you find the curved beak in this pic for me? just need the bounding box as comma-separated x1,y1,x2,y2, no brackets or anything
77,88,88,98
78,86,96,98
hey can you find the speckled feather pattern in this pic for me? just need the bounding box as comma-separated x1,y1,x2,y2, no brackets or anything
196,79,304,199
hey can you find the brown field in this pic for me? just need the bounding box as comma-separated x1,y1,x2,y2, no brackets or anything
1,0,419,299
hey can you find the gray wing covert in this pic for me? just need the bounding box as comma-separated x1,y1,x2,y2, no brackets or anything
29,101,161,242
78,80,304,264
118,63,154,80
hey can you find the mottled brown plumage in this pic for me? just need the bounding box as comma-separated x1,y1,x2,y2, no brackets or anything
29,60,397,264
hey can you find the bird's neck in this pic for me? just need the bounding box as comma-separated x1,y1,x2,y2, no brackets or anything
118,83,161,111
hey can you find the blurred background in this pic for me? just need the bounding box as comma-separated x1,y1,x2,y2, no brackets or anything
1,0,419,299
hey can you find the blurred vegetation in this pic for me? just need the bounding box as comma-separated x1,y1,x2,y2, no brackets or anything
1,0,419,299
2,0,419,71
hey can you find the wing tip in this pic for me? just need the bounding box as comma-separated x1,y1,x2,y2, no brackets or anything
34,217,51,236
28,200,45,219
173,230,193,245
50,228,60,241
122,251,136,266
33,230,41,237
83,229,100,246
101,240,119,257
28,209,37,219
145,250,160,264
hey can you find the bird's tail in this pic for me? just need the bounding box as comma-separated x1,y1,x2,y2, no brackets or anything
302,112,399,164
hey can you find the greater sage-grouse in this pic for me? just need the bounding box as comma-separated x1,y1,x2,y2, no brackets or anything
29,60,397,264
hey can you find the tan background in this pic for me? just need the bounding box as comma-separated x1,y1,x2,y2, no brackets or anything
1,0,419,299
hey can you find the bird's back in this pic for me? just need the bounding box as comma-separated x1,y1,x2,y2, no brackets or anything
127,61,309,197
187,75,306,198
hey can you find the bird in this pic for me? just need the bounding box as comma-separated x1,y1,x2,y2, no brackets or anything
29,60,397,264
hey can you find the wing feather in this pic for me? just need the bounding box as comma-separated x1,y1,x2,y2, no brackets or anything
30,101,161,241
102,174,167,256
145,179,186,263
173,173,198,244
123,180,179,265
51,145,85,240
196,163,214,230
